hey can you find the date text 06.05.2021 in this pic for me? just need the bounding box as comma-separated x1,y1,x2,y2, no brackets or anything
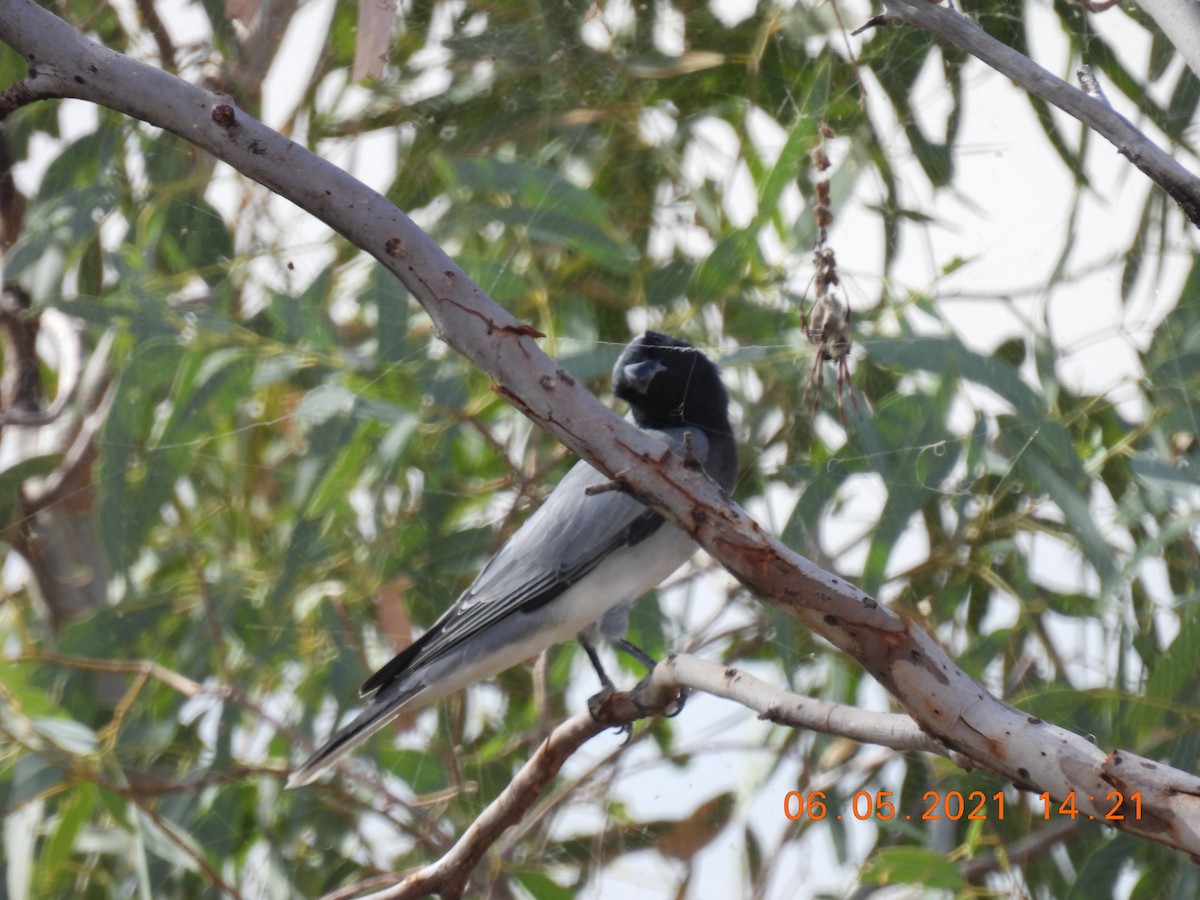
783,790,1143,822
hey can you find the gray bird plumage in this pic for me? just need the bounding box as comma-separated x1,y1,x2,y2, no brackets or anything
287,332,736,788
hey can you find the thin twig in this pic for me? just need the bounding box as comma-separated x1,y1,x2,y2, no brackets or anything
863,0,1200,226
326,686,684,900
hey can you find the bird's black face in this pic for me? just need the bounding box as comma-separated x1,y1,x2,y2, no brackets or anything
612,332,729,433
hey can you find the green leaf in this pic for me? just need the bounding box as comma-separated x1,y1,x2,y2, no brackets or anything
363,265,411,362
454,158,637,273
513,870,574,900
861,845,965,890
859,380,958,594
1130,597,1200,742
690,229,757,300
0,660,66,722
155,194,234,283
0,452,64,526
40,782,99,881
870,336,1043,421
997,420,1116,586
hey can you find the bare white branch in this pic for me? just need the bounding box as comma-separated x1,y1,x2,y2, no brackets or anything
647,653,948,755
323,657,949,900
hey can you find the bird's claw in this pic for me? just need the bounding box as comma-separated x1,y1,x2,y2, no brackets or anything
587,685,613,721
588,686,635,743
631,672,688,717
664,687,689,717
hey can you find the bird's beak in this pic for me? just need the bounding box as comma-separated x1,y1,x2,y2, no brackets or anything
621,359,667,394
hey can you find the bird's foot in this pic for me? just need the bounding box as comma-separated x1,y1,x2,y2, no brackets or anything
587,685,634,744
632,671,688,717
587,684,613,720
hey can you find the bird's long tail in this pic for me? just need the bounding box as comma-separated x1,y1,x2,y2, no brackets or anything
285,684,421,788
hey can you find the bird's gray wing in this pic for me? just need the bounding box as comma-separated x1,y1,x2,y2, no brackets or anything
359,426,710,697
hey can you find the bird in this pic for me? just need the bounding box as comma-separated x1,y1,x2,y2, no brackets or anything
286,332,737,788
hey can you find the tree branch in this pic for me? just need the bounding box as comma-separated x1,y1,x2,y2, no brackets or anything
868,0,1200,227
326,657,942,900
649,653,949,756
327,681,685,900
2,0,1198,860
